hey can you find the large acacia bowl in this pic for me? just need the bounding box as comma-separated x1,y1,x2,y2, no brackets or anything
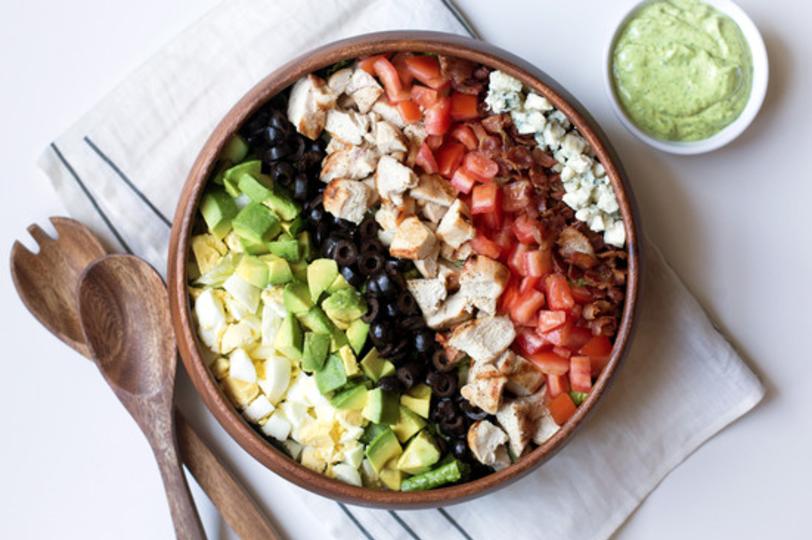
168,31,641,509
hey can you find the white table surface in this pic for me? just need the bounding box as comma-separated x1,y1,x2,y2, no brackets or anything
1,0,810,538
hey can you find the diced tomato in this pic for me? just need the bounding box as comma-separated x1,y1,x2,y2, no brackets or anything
570,356,592,393
547,373,570,398
590,355,611,377
493,221,514,256
450,92,480,121
411,85,439,109
424,96,452,135
373,57,410,102
540,319,592,351
571,285,592,304
528,350,570,375
514,327,547,356
470,183,501,215
469,122,488,143
415,142,438,174
435,142,465,177
426,135,444,150
357,55,386,74
579,336,613,375
450,125,478,150
538,310,567,332
519,276,541,295
396,99,421,124
391,52,415,86
512,214,544,245
502,181,533,213
450,167,477,194
553,346,572,359
499,282,521,316
510,289,546,325
549,393,577,425
508,243,529,275
404,55,446,88
545,273,575,311
525,250,547,277
480,210,503,230
463,151,499,180
569,303,583,319
471,233,501,259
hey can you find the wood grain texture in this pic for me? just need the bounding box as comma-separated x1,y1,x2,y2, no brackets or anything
10,217,281,540
167,31,642,508
78,255,206,540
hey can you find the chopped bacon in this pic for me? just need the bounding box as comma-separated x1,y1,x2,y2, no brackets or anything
439,56,486,95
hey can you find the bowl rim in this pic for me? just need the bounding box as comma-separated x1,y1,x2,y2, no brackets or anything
167,30,642,508
604,0,769,155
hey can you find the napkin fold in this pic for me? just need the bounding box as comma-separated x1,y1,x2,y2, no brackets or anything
37,1,765,539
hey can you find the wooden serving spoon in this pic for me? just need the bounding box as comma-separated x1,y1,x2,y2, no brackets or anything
10,218,281,540
78,254,207,540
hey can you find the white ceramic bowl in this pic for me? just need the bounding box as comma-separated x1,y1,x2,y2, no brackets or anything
605,0,768,155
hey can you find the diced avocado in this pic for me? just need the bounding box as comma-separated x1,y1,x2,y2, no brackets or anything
290,260,308,282
220,134,249,163
364,427,402,474
396,430,440,475
362,388,400,425
200,189,238,239
330,327,349,352
314,354,347,394
282,282,313,315
238,236,270,255
223,160,262,197
346,319,369,355
299,306,334,335
338,345,360,377
268,238,300,262
263,190,300,221
281,216,304,237
322,289,366,327
360,349,396,382
260,254,293,285
400,459,468,492
297,230,312,261
238,173,274,203
235,255,269,288
307,259,339,303
301,332,330,372
391,406,427,443
326,272,351,293
361,423,389,445
272,313,302,361
211,160,231,186
379,467,402,491
400,384,431,419
191,234,227,275
232,203,281,244
330,383,368,410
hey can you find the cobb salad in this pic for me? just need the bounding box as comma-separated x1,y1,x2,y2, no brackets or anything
187,52,628,491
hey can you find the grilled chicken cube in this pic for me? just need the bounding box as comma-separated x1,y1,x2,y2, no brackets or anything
413,245,440,278
407,278,448,315
389,216,436,260
436,199,475,249
323,179,374,224
495,398,535,457
327,67,353,95
411,174,456,207
458,256,510,315
467,420,511,470
425,292,473,330
325,109,370,146
346,69,384,113
320,146,379,183
496,350,546,396
373,120,408,155
461,362,508,414
419,201,448,224
287,74,337,140
372,98,406,127
448,315,516,364
375,155,418,205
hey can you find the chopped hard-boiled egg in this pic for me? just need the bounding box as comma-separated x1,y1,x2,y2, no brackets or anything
228,348,257,383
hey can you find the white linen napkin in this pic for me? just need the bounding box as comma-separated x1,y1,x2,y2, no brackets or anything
37,1,765,539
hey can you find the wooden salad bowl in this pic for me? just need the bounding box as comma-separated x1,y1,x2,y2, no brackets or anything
167,31,642,508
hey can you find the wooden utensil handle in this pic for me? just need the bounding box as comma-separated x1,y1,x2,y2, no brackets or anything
151,428,208,540
176,413,282,540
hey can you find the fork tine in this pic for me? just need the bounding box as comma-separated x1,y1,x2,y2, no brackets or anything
27,224,54,246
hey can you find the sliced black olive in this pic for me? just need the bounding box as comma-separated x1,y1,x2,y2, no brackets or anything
270,161,294,185
291,136,306,159
413,330,434,353
460,399,489,421
396,362,421,389
383,302,399,319
362,297,380,323
307,139,325,153
451,439,470,460
359,253,385,276
388,339,411,363
333,240,358,266
358,217,379,239
428,371,458,398
340,265,363,287
263,125,285,145
314,221,329,246
377,341,395,358
292,173,309,201
369,321,392,344
433,397,458,421
373,272,396,297
432,350,455,373
396,292,418,315
403,315,426,331
365,278,381,297
440,415,467,438
307,205,324,224
377,375,402,393
385,258,411,275
269,110,288,130
266,143,292,162
321,236,341,258
361,238,385,255
332,215,354,230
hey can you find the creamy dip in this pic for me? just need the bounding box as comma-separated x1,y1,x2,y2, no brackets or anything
612,0,753,141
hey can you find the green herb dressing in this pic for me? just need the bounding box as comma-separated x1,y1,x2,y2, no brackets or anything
612,0,753,141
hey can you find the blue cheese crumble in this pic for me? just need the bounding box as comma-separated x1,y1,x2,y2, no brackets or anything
484,71,626,248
